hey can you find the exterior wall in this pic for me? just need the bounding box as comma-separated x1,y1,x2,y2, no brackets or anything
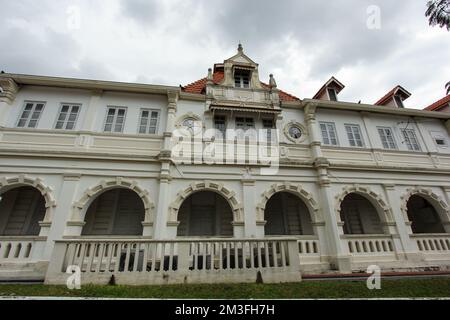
0,76,449,283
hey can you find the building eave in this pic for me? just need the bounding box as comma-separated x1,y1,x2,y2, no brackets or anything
0,73,180,95
302,98,450,119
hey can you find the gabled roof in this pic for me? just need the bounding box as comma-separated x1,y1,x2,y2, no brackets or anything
181,71,300,102
424,94,450,111
375,85,411,106
312,76,345,99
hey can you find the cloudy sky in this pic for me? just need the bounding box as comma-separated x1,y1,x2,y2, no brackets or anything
0,0,448,109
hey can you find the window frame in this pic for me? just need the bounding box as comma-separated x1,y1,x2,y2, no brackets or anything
103,106,128,133
430,132,448,148
319,121,339,146
394,95,404,108
235,116,255,130
54,103,82,130
234,69,251,89
137,108,160,135
344,123,365,148
213,115,227,138
401,128,421,151
16,101,46,129
377,126,398,150
327,88,338,101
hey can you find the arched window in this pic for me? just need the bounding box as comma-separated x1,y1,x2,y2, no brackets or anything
265,192,314,236
177,191,233,237
407,195,445,234
82,188,145,236
340,193,383,235
0,186,46,236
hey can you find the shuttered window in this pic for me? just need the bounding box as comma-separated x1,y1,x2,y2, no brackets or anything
0,187,46,236
82,189,144,236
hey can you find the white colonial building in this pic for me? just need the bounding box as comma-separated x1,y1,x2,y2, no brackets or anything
0,45,449,285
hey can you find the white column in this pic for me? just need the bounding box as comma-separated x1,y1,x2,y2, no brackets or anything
304,102,351,272
43,174,80,260
317,181,351,272
383,184,421,262
155,91,179,239
154,169,171,239
242,179,257,238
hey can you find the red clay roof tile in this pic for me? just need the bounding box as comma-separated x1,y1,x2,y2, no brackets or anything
182,71,299,101
424,94,450,111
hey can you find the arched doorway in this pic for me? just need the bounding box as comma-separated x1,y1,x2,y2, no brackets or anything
340,193,383,234
0,186,46,236
177,191,233,237
406,195,445,234
264,192,314,236
82,188,145,236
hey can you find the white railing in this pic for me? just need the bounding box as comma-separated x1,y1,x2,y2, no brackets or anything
297,237,320,256
0,237,47,262
412,234,450,253
342,235,395,255
45,238,301,285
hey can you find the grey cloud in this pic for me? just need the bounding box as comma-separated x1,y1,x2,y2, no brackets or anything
120,0,162,25
0,27,80,76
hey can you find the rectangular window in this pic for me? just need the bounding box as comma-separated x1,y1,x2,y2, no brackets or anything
235,117,254,130
402,129,421,151
214,115,226,138
234,69,250,88
263,118,275,142
104,107,126,133
138,109,159,134
17,102,45,128
319,122,338,146
377,127,397,149
430,131,448,148
55,104,80,130
327,88,338,101
394,95,404,108
235,117,255,139
345,124,364,147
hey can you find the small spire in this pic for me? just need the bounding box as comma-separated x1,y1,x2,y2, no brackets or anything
238,42,243,53
207,68,213,85
269,74,277,88
207,68,213,80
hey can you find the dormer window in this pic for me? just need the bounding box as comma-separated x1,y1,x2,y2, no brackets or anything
327,88,338,101
234,69,250,88
394,95,404,108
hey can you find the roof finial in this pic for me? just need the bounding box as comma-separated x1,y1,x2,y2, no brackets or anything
207,68,213,80
238,42,243,53
207,68,213,85
269,74,277,88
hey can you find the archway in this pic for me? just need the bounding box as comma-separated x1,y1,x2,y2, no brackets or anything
264,192,314,236
177,191,233,237
0,186,46,236
340,193,384,235
82,188,145,236
407,194,445,234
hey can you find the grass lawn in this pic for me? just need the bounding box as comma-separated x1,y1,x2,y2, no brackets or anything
0,277,449,299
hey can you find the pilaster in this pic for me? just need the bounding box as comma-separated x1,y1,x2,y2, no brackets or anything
45,173,81,259
0,78,19,127
82,90,103,131
242,178,257,238
382,184,421,262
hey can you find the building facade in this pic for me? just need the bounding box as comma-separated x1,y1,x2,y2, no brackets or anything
0,45,450,285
